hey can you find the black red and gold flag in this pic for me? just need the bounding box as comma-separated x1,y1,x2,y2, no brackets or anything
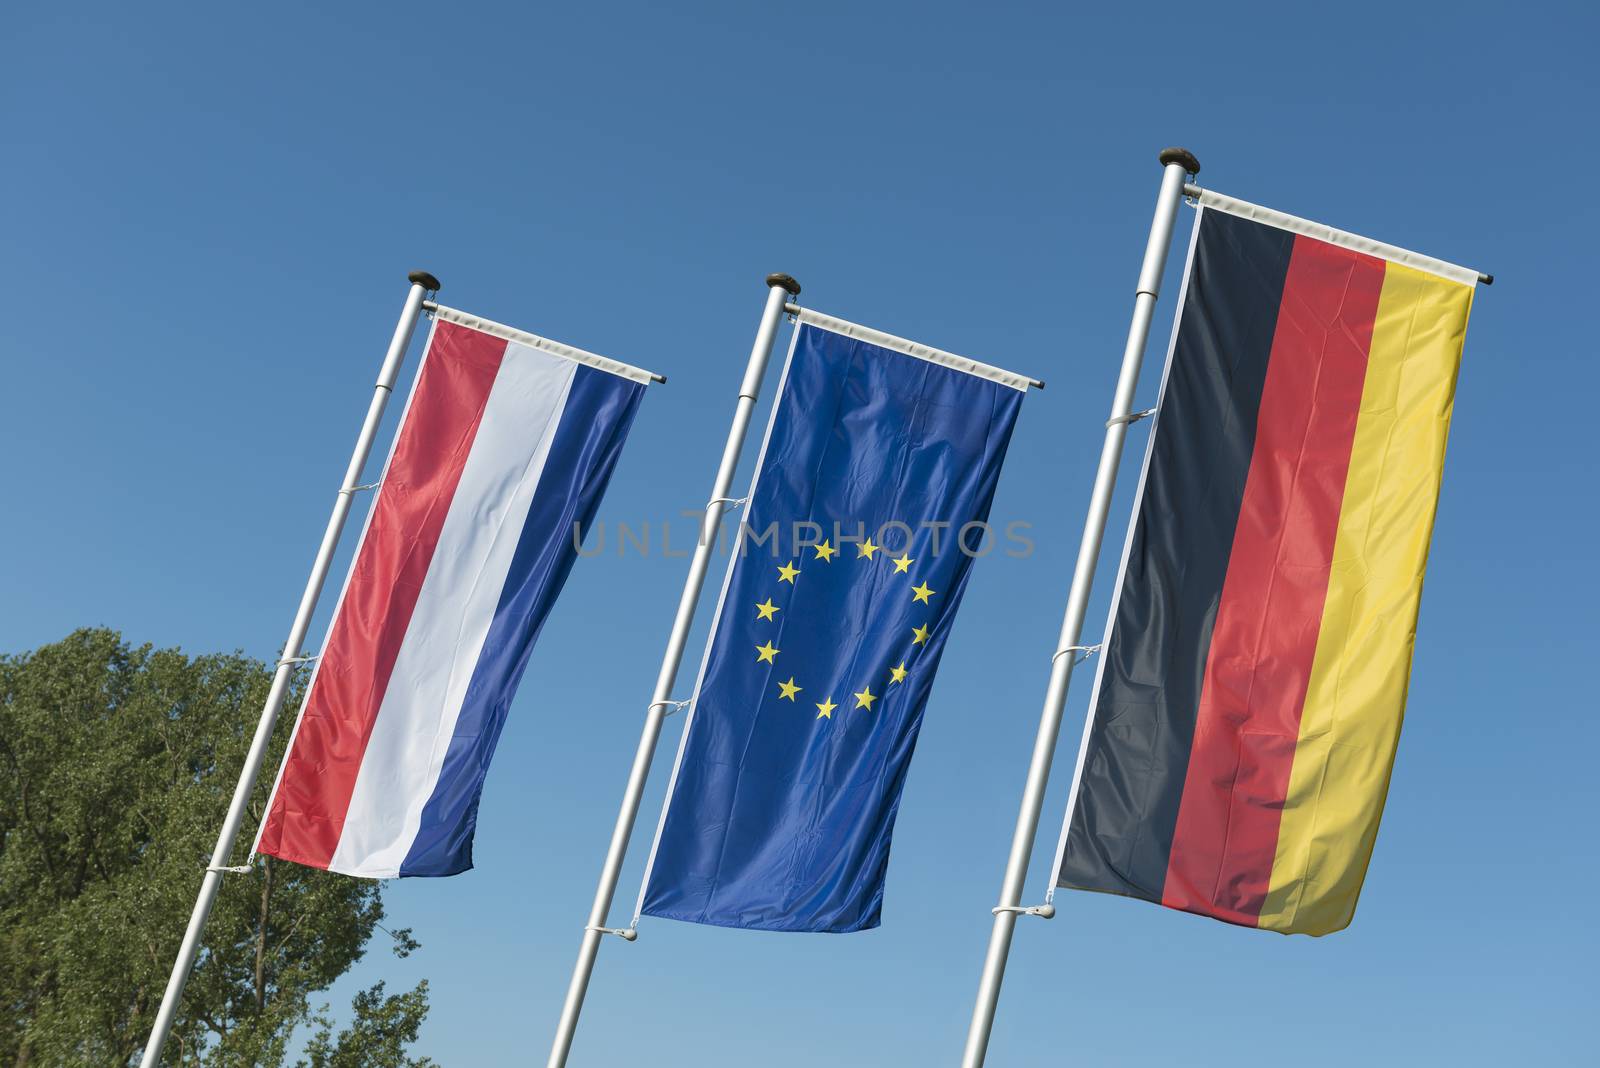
1054,192,1477,936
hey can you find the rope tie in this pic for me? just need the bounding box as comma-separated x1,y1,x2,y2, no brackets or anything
278,654,319,667
1051,643,1102,666
706,495,749,509
207,864,253,875
648,699,691,717
339,481,382,496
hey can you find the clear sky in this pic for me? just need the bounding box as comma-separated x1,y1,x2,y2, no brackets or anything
3,2,1594,1065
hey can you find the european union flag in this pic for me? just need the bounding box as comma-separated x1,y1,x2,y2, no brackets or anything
640,318,1025,932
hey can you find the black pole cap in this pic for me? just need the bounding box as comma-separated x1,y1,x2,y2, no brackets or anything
408,270,442,292
1158,147,1201,175
766,272,802,295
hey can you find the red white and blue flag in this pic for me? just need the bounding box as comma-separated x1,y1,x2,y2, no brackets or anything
253,308,652,878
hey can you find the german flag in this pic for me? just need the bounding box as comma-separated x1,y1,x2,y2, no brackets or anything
1054,191,1478,936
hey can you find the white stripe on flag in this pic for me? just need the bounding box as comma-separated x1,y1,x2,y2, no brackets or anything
329,342,577,877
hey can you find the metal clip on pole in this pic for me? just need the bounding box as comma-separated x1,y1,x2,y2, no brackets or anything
1105,407,1157,428
584,925,638,942
991,903,1056,920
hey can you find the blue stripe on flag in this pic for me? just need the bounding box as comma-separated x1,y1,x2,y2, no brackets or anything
400,364,644,876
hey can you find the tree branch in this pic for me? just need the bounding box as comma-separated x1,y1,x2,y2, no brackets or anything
255,856,274,1012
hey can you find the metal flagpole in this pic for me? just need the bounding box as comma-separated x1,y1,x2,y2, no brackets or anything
546,272,801,1068
958,149,1199,1068
138,270,440,1068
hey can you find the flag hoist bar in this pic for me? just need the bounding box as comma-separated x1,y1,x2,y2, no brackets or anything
139,270,443,1067
781,304,1047,390
546,273,802,1068
1178,184,1494,286
418,302,670,382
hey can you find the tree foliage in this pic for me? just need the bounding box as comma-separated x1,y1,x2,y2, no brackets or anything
0,629,434,1066
300,982,433,1068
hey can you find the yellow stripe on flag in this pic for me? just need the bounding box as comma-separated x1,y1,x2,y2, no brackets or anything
1259,262,1474,934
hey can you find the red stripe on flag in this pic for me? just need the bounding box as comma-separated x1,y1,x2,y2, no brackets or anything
256,321,507,869
1160,237,1386,925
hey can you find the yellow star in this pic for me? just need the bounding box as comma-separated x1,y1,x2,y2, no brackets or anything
813,540,837,562
911,581,936,605
912,623,931,645
853,685,877,711
778,677,801,701
777,560,800,584
755,598,779,621
755,640,780,664
815,696,837,719
892,553,914,574
857,538,879,559
889,663,908,684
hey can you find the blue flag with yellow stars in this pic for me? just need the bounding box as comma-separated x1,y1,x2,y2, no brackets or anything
639,317,1026,932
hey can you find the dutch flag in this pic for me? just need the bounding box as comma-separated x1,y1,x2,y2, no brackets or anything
253,309,651,878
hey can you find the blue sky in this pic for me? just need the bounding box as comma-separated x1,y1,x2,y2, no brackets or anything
3,2,1595,1065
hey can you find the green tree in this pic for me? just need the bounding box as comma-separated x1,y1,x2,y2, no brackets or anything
0,629,435,1066
299,982,432,1068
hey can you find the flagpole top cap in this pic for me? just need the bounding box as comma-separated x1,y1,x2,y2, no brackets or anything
766,273,802,295
408,270,442,292
1159,147,1201,175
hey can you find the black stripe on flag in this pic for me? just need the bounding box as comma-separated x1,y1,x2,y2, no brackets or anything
1057,210,1295,902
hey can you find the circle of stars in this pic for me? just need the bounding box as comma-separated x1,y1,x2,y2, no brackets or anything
749,534,937,724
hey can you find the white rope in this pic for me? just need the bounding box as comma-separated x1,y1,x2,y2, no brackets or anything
1043,201,1204,906
1051,643,1101,666
628,320,805,930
